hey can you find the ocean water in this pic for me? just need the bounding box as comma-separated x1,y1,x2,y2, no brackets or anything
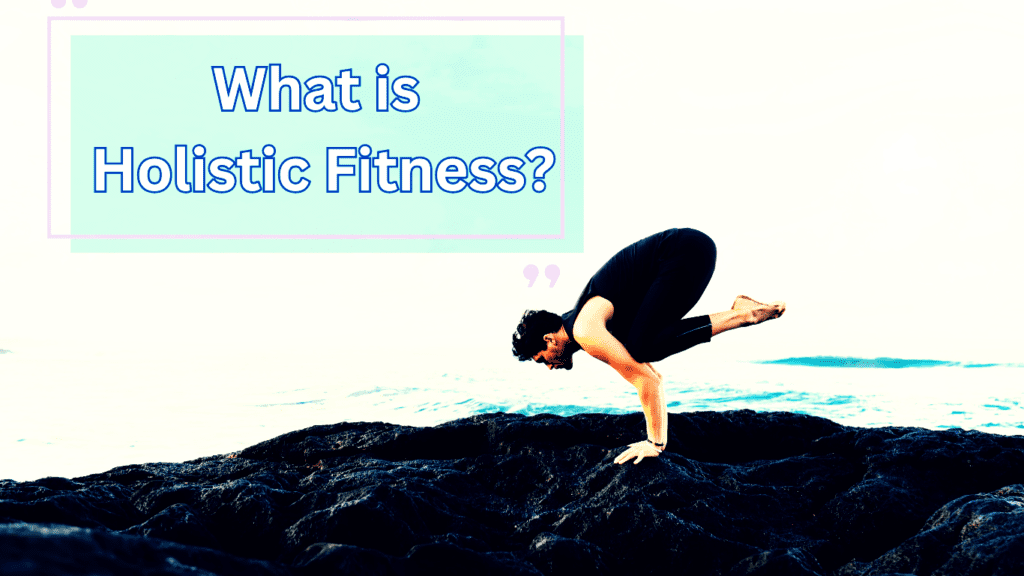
1,342,1021,482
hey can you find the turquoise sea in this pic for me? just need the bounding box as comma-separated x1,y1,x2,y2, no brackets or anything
1,342,1021,482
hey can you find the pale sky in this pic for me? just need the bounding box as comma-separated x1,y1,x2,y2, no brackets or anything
2,0,1022,372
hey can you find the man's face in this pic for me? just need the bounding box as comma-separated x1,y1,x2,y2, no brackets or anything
531,336,573,371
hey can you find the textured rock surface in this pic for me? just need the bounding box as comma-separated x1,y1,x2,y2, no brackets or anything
2,410,1024,575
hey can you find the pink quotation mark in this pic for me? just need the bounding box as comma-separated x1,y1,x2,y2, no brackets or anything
523,264,560,287
52,0,88,7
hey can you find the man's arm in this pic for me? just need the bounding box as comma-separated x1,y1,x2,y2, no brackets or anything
573,298,667,463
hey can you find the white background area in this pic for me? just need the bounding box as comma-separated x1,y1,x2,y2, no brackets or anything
1,1,1023,480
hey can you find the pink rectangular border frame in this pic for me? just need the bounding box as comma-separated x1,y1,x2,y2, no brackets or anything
47,16,566,240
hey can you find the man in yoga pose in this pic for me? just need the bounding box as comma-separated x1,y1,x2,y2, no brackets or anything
512,228,785,465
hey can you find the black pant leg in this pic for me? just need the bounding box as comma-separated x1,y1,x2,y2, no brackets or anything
624,229,716,362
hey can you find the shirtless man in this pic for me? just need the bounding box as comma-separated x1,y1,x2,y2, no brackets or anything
511,228,785,465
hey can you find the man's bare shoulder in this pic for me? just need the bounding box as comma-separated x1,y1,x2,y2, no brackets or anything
573,296,613,341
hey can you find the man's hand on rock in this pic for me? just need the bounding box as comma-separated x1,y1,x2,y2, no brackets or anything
613,440,662,465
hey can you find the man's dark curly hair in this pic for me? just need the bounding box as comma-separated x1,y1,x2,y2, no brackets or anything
512,309,564,361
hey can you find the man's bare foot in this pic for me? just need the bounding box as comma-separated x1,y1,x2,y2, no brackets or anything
733,295,786,319
748,300,786,324
711,299,786,336
732,295,763,311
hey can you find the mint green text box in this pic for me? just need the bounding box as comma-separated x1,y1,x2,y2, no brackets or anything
70,35,582,252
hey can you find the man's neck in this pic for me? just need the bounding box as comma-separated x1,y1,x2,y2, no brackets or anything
559,326,580,355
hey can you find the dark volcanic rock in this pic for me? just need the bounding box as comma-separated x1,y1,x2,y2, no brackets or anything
120,502,219,549
729,547,826,576
527,532,612,576
2,410,1024,576
0,522,292,576
835,484,1024,576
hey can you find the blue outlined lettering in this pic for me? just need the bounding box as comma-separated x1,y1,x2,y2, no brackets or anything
94,146,134,193
88,145,556,198
437,157,468,193
280,157,311,193
138,157,172,193
208,157,236,193
303,76,338,112
192,144,206,193
399,157,432,193
326,147,356,193
373,149,399,193
206,65,425,114
391,76,420,112
269,64,302,112
262,144,276,193
211,66,266,112
525,146,556,192
334,69,362,112
174,145,192,193
358,145,372,193
235,150,262,193
498,157,526,193
468,157,498,193
375,63,390,112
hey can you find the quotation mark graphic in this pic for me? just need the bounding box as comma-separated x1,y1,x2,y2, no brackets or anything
52,0,88,7
524,264,560,287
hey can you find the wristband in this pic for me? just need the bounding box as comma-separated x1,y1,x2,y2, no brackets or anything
647,439,665,448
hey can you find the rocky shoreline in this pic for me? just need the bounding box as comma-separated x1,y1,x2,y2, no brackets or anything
3,410,1024,575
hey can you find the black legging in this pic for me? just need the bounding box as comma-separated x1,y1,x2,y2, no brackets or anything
624,229,717,363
